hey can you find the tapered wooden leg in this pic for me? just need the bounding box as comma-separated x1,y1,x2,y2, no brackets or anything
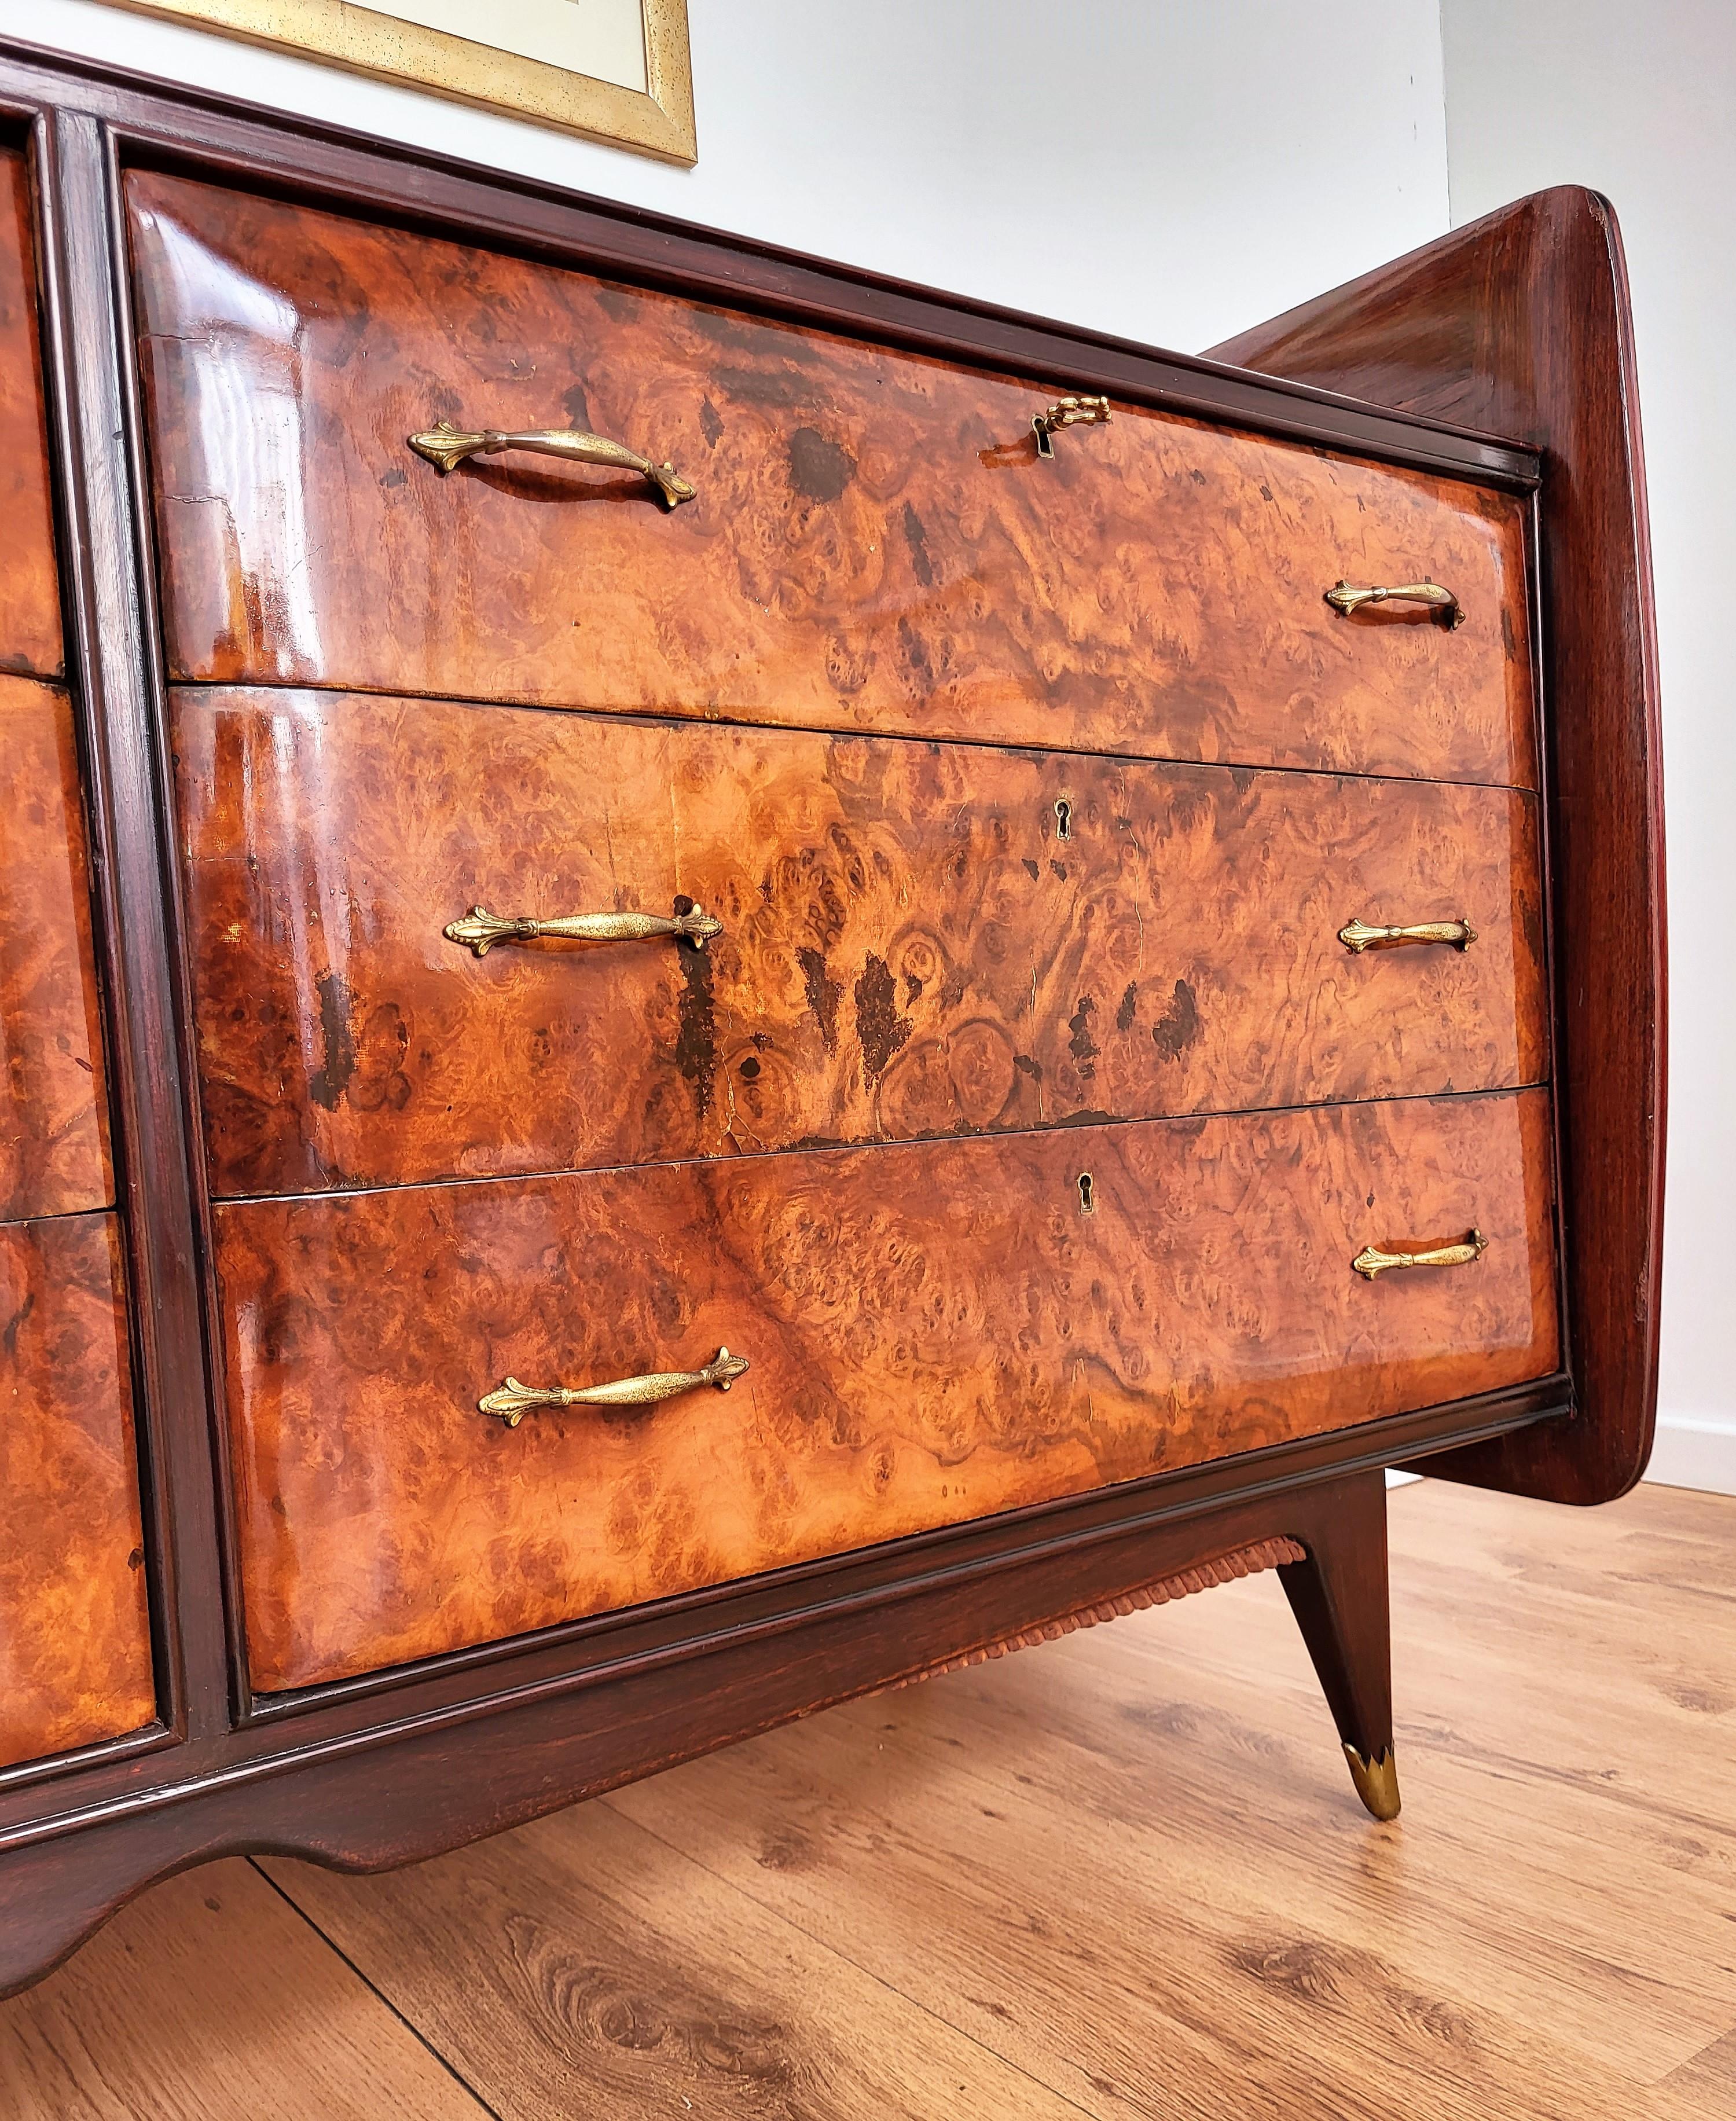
1280,1471,1400,1821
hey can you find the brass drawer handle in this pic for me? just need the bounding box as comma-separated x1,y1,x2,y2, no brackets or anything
1338,916,1477,953
445,900,722,957
481,1346,750,1428
1032,394,1110,457
1324,579,1465,628
408,418,696,509
1353,1230,1487,1280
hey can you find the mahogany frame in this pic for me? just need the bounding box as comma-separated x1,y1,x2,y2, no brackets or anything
0,34,1659,1995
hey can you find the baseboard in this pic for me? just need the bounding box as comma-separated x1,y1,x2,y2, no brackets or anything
1643,1414,1736,1498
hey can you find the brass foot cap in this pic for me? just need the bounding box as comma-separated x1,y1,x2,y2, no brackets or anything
1344,1743,1401,1821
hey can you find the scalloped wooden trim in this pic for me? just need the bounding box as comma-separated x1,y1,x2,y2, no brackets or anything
873,1535,1307,1692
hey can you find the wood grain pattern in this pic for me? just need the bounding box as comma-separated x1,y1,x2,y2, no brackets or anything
0,1861,491,2119
0,148,60,680
215,1090,1559,1690
174,687,1549,1198
1210,188,1664,1505
0,675,112,1221
0,1212,153,1770
128,171,1537,788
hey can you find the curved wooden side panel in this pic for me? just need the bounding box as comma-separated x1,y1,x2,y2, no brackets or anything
1209,187,1665,1504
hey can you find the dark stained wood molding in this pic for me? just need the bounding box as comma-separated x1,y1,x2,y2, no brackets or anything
1210,189,1665,1503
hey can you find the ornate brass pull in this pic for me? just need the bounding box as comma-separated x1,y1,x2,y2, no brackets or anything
1324,579,1465,628
1352,1230,1487,1280
1338,917,1477,953
445,900,722,957
408,418,696,509
481,1346,750,1428
1032,394,1110,457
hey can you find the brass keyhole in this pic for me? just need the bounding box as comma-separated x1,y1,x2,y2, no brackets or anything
1077,1171,1095,1214
1055,798,1073,842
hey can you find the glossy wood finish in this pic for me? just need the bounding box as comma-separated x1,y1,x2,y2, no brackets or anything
129,172,1537,789
0,674,112,1220
174,686,1548,1198
0,35,1656,2001
0,1212,153,1770
215,1089,1558,1690
0,145,59,679
1211,188,1663,1504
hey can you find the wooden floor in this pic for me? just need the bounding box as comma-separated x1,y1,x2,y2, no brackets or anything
2,1478,1733,2119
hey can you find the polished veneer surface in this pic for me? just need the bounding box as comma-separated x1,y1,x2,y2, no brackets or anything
217,1089,1558,1689
0,146,60,680
129,173,1537,788
0,37,1661,2003
0,676,112,1220
0,1213,153,1769
174,687,1548,1197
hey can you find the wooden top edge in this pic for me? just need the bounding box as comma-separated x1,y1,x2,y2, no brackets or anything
0,34,1538,487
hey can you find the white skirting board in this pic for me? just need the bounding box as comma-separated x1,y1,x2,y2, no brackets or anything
1389,1419,1736,1499
1644,1414,1736,1498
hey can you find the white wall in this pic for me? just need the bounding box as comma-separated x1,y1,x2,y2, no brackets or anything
31,0,1448,353
1440,1,1736,1496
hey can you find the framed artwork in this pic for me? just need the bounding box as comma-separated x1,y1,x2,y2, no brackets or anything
109,0,697,162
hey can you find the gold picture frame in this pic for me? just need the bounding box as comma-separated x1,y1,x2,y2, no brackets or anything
108,0,697,163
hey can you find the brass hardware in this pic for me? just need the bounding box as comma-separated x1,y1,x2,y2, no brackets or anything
408,419,696,508
1032,395,1110,458
1054,797,1073,841
1344,1744,1402,1821
1352,1230,1488,1280
1077,1172,1095,1215
481,1346,750,1428
1338,916,1477,953
445,900,722,957
1324,579,1465,628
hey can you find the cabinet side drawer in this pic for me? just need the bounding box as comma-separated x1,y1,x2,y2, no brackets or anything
0,676,113,1221
217,1089,1559,1691
0,1212,155,1770
129,172,1535,788
0,146,61,680
175,687,1548,1198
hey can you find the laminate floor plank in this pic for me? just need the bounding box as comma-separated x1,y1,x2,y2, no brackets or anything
0,1859,490,2120
260,1808,1088,2121
1667,2028,1736,2108
597,1480,1736,2119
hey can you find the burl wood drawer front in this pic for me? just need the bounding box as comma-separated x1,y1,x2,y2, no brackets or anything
0,1212,154,1768
176,688,1546,1199
0,145,61,679
0,674,113,1221
129,173,1535,788
217,1088,1558,1690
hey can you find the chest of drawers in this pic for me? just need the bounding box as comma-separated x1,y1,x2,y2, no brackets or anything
0,42,1663,1995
